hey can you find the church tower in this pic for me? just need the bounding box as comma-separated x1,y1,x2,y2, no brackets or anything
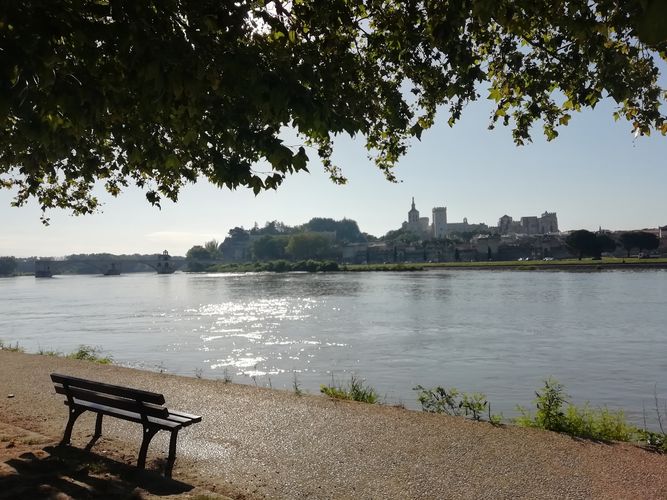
408,197,419,224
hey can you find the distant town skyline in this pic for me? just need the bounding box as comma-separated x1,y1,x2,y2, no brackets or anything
3,94,667,257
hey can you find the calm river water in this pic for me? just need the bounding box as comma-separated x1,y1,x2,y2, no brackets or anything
1,270,666,423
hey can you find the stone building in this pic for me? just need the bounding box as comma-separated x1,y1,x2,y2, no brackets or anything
498,211,559,235
498,215,523,235
521,216,540,235
432,207,448,238
402,198,430,237
538,211,559,233
447,217,489,235
403,198,487,238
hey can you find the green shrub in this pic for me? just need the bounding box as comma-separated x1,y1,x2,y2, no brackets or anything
414,385,463,416
516,378,633,442
488,411,504,426
531,377,568,432
461,392,488,421
414,385,489,421
638,429,667,453
66,345,113,364
293,260,308,271
320,260,339,272
321,375,378,404
564,404,633,442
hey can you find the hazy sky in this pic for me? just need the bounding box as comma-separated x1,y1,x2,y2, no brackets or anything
3,93,667,257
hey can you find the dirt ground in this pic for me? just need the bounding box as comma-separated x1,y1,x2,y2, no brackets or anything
0,420,233,499
2,351,667,499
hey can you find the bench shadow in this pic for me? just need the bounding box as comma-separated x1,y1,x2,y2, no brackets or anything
0,445,194,499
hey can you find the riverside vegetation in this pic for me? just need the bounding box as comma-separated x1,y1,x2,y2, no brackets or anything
204,257,667,274
2,341,665,453
211,259,339,273
413,378,667,453
320,375,379,404
0,341,112,365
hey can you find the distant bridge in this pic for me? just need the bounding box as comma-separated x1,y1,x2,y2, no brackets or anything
35,251,184,277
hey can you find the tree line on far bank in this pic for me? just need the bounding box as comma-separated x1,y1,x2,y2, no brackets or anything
565,230,660,260
184,217,663,272
185,218,367,270
0,257,17,276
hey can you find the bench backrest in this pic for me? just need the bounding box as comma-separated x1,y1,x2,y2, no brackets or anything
51,373,170,419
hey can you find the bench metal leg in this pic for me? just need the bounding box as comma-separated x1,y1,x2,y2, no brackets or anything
137,426,158,470
61,407,85,446
165,429,179,478
85,413,103,451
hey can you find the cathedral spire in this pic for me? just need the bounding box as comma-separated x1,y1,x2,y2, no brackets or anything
411,197,415,210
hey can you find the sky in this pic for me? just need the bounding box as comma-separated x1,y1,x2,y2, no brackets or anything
2,92,667,258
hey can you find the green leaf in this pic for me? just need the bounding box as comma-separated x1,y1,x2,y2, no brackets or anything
635,0,667,46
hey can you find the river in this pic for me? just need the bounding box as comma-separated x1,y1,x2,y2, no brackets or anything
1,270,665,424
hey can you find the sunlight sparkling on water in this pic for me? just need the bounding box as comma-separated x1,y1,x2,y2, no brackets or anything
184,295,334,378
1,271,666,425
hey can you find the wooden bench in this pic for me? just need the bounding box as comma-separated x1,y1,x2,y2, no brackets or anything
51,373,201,477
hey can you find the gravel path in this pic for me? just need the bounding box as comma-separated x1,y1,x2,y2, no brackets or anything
1,351,666,499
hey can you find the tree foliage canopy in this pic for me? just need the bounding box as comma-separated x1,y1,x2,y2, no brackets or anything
301,217,365,243
0,256,17,276
252,234,288,260
565,229,617,259
2,1,667,219
286,232,334,260
618,231,660,256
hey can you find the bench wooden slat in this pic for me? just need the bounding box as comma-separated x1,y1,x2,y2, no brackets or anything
51,373,165,404
65,400,184,430
168,409,203,423
164,413,200,427
54,384,170,419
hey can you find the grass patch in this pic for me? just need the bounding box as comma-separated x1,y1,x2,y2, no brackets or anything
343,263,424,272
4,342,113,364
0,340,24,352
37,348,62,356
321,375,378,404
422,257,667,269
65,345,113,364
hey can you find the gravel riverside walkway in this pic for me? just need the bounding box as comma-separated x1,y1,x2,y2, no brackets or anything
1,351,666,499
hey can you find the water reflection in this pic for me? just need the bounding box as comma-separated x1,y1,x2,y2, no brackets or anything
1,271,666,426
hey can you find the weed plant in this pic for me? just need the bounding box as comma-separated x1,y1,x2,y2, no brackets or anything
638,389,667,453
0,340,24,352
293,374,304,396
66,345,113,364
37,348,62,356
414,385,499,422
516,378,634,442
320,375,378,404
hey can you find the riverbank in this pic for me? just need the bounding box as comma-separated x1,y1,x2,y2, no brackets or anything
207,257,667,274
1,351,667,499
348,257,667,272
